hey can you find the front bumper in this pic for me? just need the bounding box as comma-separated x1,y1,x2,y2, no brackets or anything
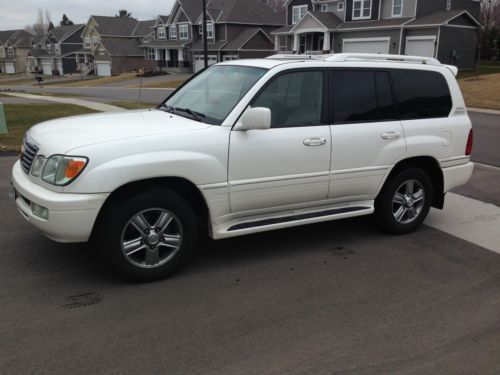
11,161,109,243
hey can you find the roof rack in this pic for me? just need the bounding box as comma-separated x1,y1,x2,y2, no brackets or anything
266,54,329,61
325,53,442,66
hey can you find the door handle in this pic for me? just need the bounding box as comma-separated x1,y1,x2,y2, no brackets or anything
381,131,401,140
303,137,327,146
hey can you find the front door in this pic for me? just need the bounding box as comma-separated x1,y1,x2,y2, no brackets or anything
299,36,306,54
329,69,407,200
229,69,331,213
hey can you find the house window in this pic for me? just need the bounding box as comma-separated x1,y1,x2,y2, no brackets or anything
8,47,14,56
207,23,214,39
446,0,451,10
157,26,166,39
170,26,177,39
392,0,403,17
292,5,308,24
353,0,372,20
338,2,345,11
179,24,189,40
84,37,91,49
147,48,156,60
0,47,4,57
321,4,328,12
47,44,52,53
92,36,99,48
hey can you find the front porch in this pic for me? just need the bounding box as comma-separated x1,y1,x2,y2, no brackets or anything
153,48,192,71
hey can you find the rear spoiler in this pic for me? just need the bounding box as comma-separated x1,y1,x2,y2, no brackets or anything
444,65,458,77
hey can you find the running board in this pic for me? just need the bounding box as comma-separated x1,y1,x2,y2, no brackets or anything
228,206,369,231
212,203,374,239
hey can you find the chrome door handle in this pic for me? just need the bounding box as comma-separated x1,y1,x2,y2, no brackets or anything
381,131,401,140
303,137,327,146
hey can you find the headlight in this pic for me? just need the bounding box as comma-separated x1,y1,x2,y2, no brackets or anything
31,156,46,177
41,155,88,186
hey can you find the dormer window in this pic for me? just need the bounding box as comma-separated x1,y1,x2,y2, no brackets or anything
353,0,371,20
338,2,344,11
8,47,14,56
392,0,403,17
292,5,308,24
84,37,91,49
321,4,328,12
179,24,189,40
170,26,177,39
157,26,166,39
47,44,52,53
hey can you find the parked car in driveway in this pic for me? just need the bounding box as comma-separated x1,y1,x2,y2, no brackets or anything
10,53,474,281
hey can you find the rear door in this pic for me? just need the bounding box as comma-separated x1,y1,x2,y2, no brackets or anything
329,69,407,200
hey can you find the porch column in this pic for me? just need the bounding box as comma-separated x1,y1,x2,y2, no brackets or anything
165,49,170,61
323,31,331,53
274,35,279,51
155,49,161,61
178,49,184,61
293,34,299,53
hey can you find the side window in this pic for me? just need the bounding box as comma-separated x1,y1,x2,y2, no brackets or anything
253,71,324,128
375,71,398,121
331,70,378,124
392,69,452,120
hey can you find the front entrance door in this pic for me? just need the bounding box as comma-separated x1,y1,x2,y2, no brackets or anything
299,36,306,54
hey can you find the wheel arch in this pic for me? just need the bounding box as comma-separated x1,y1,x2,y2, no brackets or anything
90,177,211,242
382,156,445,209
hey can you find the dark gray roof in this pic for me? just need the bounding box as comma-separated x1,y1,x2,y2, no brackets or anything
133,20,155,37
222,27,272,50
0,30,22,44
308,11,342,29
337,17,413,30
177,0,205,23
406,10,480,27
100,37,143,56
92,16,140,36
191,40,227,51
159,15,170,24
140,39,191,48
272,25,293,34
204,0,285,25
50,24,84,42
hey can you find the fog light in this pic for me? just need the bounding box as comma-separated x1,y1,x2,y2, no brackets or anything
31,202,49,220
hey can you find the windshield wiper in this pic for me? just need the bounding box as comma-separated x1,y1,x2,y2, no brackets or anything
174,107,206,122
159,103,174,113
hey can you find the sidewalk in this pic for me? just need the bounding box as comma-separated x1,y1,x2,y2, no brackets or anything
2,92,123,112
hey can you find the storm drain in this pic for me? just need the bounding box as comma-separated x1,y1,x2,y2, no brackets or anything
62,292,101,309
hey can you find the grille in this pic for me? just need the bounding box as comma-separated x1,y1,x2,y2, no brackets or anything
20,136,39,174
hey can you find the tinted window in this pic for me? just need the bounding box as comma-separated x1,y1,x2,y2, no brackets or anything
375,71,398,121
253,71,324,128
392,69,452,120
331,70,378,124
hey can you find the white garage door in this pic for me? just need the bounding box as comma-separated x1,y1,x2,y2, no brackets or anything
343,38,390,54
405,37,436,58
42,63,52,76
5,63,16,74
96,62,111,77
194,55,217,73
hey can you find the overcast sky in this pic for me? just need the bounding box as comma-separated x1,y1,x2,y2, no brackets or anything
0,0,177,30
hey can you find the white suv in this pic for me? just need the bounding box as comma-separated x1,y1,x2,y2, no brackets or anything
10,54,474,281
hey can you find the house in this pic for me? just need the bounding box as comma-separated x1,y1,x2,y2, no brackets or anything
272,0,481,69
77,15,156,76
26,24,85,75
141,0,286,73
0,30,34,74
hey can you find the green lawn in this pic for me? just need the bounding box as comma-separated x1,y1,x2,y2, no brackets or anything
457,60,500,79
0,104,98,152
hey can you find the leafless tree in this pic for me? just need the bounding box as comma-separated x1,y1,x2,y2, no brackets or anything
24,9,52,39
266,0,287,11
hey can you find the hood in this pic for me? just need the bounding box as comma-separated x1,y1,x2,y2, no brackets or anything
28,109,212,155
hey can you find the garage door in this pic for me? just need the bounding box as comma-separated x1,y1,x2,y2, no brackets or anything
42,63,52,76
194,55,217,73
96,62,111,77
5,63,16,74
405,37,436,58
343,38,390,54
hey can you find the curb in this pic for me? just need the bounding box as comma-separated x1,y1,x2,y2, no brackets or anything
467,108,500,115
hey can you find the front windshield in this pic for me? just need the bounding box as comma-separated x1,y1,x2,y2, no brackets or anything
164,65,267,125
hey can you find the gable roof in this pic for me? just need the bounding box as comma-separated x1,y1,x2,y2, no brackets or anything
0,30,22,44
49,24,84,43
222,27,274,50
194,0,285,25
91,15,140,36
406,9,481,27
132,20,156,37
175,0,205,23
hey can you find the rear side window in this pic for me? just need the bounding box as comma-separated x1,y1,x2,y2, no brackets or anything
331,70,398,124
392,69,452,120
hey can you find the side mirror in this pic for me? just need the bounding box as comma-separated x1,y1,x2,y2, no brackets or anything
234,107,271,131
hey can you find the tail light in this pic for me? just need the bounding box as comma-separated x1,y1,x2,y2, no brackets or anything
465,129,473,156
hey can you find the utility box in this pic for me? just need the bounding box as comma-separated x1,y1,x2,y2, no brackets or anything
0,103,7,134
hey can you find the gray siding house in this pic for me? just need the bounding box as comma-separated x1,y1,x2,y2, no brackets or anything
272,0,481,69
141,0,286,73
0,30,34,74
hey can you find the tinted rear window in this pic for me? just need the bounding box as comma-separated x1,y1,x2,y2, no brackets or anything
392,69,452,120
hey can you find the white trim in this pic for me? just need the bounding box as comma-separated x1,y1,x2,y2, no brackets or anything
352,0,373,21
338,2,345,12
178,24,189,40
391,0,403,18
292,5,308,24
436,27,441,59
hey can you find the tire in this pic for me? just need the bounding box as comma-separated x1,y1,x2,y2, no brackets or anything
375,167,433,235
97,187,199,282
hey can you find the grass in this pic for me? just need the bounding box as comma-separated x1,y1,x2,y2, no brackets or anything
111,101,155,110
127,79,186,89
52,73,138,87
0,104,98,152
0,78,38,86
458,73,500,111
457,62,500,79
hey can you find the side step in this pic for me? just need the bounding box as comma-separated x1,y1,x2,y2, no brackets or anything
228,206,370,231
